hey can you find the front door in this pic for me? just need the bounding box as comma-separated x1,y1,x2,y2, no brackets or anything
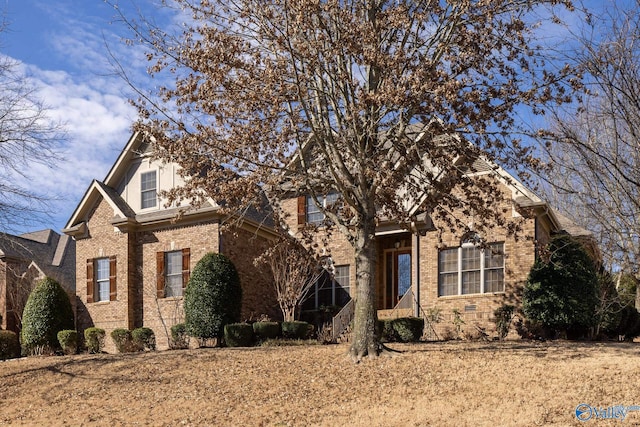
384,249,412,309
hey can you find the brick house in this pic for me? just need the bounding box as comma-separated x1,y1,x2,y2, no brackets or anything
63,132,279,351
284,156,588,339
0,230,75,333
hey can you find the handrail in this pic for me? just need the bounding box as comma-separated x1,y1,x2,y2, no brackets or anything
331,298,354,342
394,289,413,310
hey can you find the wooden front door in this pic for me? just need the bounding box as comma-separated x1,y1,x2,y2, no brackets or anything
383,249,412,309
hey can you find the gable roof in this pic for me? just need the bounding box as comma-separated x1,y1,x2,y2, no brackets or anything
63,131,277,239
103,131,147,188
286,122,568,236
63,179,132,233
0,230,75,287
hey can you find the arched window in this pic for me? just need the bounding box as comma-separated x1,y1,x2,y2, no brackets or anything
438,235,504,297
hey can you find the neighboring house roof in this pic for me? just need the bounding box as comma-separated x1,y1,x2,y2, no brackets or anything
0,230,75,288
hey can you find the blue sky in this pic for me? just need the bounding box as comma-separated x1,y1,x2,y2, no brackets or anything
1,0,171,234
0,0,611,235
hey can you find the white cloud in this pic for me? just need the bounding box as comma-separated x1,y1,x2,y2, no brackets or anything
8,58,137,232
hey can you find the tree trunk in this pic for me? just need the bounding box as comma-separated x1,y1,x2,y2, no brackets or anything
349,220,382,361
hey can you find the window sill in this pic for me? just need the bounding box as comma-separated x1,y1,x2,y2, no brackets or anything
437,292,505,300
88,300,111,305
160,296,184,301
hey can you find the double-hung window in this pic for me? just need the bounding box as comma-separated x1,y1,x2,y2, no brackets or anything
165,251,184,297
86,256,116,303
95,258,111,302
157,248,190,298
438,242,504,296
306,193,340,225
141,170,157,209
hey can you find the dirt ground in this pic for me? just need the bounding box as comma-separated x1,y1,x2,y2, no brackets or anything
1,340,639,426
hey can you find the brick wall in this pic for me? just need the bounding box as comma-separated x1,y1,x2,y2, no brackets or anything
280,197,357,303
75,199,132,353
138,220,221,350
281,181,542,337
419,191,537,337
76,199,281,351
221,227,280,321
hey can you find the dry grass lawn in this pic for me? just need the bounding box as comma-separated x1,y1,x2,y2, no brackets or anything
1,340,639,426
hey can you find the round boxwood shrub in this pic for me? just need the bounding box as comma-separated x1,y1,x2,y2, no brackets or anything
111,328,135,353
252,321,281,341
132,327,156,351
84,327,106,354
57,330,78,355
281,321,310,339
184,253,242,343
391,317,424,342
0,330,20,360
170,323,189,349
224,323,254,347
21,277,74,355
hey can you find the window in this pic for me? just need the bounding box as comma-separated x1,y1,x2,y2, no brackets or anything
86,256,116,303
438,242,504,296
157,248,190,298
165,251,183,297
141,171,157,209
303,264,351,310
96,258,110,301
305,193,340,225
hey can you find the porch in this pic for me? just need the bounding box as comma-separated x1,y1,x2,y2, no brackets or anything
330,228,427,341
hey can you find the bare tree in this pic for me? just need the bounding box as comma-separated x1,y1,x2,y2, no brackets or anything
0,20,64,233
255,236,326,322
2,261,41,331
542,3,640,276
112,0,579,359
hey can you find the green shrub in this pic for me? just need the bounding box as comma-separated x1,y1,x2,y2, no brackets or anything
493,305,515,340
281,321,310,339
57,330,78,355
111,328,135,353
170,323,189,349
184,253,242,342
523,234,598,338
614,306,640,341
132,327,156,351
224,323,254,347
0,330,20,360
378,318,423,342
252,321,281,341
21,277,74,355
392,317,424,342
377,319,395,342
84,327,106,353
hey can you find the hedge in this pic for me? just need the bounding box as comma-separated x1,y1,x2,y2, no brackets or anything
224,323,254,347
0,330,20,360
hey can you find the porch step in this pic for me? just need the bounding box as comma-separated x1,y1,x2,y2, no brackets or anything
377,308,413,319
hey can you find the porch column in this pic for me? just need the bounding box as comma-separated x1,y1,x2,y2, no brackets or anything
412,231,420,317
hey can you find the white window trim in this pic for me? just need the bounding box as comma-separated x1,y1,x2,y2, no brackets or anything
439,242,504,297
140,170,158,210
95,258,110,302
165,250,183,297
306,193,339,225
